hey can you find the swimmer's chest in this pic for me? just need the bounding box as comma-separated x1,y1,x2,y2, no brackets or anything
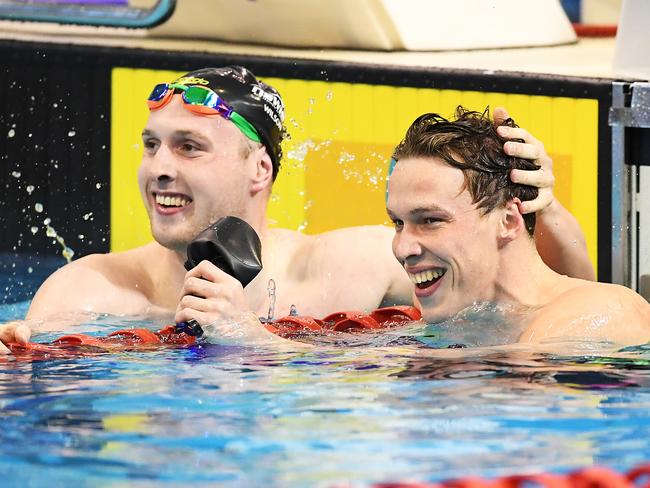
247,275,386,318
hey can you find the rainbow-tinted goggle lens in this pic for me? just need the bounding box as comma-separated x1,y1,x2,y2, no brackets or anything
146,82,261,143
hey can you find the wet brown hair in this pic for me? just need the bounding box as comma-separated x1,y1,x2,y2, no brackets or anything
392,106,539,236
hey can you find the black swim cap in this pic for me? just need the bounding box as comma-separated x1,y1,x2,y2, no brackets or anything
176,66,286,180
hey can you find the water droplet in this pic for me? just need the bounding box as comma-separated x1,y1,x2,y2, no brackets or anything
286,139,316,163
95,183,102,189
7,129,15,138
337,152,356,165
11,171,21,178
26,185,34,194
62,247,74,261
52,102,58,108
27,267,33,274
67,130,76,137
34,203,43,213
83,212,93,221
30,226,38,234
78,234,84,240
46,226,56,238
44,217,51,225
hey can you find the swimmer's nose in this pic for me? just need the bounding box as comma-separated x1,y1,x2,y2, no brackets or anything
148,148,179,182
392,226,423,263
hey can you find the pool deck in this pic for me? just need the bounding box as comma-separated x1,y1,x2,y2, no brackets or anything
0,20,622,80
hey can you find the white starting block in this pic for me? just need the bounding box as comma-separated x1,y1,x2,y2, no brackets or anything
150,0,577,51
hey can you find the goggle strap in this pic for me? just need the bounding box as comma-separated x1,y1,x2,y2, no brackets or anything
231,111,262,143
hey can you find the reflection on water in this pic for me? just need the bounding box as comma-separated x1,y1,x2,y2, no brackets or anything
1,313,650,487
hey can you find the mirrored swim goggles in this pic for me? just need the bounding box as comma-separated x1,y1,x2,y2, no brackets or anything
146,82,261,143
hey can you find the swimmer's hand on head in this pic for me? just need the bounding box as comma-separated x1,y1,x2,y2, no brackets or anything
493,107,595,281
493,107,555,214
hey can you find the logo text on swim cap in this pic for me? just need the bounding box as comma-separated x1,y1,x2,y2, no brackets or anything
263,104,283,131
174,77,210,86
251,86,285,122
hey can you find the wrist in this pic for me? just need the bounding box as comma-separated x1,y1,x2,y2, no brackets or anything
537,196,559,217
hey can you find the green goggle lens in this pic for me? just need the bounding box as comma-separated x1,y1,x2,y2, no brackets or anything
161,83,261,143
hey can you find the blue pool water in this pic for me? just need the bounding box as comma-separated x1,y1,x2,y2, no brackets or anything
1,255,650,487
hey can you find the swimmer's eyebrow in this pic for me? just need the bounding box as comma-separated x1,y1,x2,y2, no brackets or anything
409,205,452,215
141,129,209,142
386,205,452,221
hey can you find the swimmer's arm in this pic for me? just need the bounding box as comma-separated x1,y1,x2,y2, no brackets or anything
533,199,595,280
495,107,594,280
1,257,116,351
201,312,312,349
372,226,414,307
519,284,650,346
26,257,148,320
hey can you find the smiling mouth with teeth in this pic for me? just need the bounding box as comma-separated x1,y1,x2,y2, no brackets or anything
408,269,446,289
155,194,192,208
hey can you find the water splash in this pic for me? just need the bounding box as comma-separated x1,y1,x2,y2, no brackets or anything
45,222,75,263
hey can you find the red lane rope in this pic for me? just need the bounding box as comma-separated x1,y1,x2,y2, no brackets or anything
372,464,650,488
5,306,423,358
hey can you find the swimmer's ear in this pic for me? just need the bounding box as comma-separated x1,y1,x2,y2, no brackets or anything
497,198,526,247
250,145,274,193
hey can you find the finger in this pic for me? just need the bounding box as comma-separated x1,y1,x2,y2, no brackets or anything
178,293,214,313
520,191,554,214
14,324,31,344
493,107,510,125
181,276,219,299
0,324,17,344
191,260,239,285
497,126,540,145
510,168,554,189
175,308,209,325
504,141,541,161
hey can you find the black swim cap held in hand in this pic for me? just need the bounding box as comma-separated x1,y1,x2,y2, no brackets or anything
176,216,263,338
184,216,263,288
175,66,287,180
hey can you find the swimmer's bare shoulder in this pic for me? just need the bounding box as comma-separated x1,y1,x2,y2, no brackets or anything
520,280,650,346
307,225,412,306
26,243,161,319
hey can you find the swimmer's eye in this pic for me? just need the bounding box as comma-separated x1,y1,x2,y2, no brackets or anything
142,138,160,152
178,141,202,155
391,219,404,230
421,215,447,226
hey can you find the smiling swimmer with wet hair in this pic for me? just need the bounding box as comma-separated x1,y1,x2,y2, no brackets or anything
386,107,650,346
